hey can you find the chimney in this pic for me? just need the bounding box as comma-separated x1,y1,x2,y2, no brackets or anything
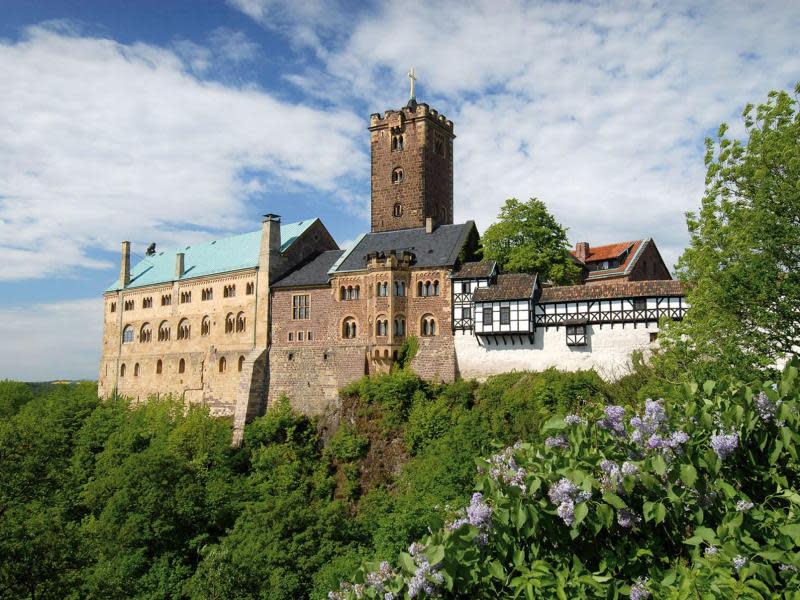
425,217,434,234
120,241,131,288
175,252,185,278
575,242,590,262
261,214,283,281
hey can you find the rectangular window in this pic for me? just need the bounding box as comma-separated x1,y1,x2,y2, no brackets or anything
110,302,116,313
482,307,493,327
307,331,313,341
298,331,305,341
566,324,588,347
462,307,471,320
292,295,310,319
500,307,510,325
288,332,294,341
633,298,647,311
649,331,658,343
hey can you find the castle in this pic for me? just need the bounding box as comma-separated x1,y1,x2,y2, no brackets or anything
99,86,686,444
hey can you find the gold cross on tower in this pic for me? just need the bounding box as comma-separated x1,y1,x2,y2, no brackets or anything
407,66,416,100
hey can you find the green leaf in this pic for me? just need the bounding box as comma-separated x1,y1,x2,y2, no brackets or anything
489,560,506,581
425,545,445,566
573,502,589,527
779,524,800,544
679,464,697,487
602,493,627,509
652,454,667,476
542,416,566,432
654,502,666,525
399,552,416,574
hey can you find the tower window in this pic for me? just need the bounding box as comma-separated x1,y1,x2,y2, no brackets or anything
434,133,446,157
122,326,134,344
391,168,403,184
393,203,403,217
392,134,404,151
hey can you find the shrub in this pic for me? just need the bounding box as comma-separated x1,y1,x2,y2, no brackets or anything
331,361,800,599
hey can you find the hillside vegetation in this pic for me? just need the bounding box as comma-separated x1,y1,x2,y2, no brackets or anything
0,368,611,599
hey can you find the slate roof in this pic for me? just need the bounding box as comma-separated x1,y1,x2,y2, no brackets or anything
473,273,538,302
330,222,477,274
539,280,684,303
272,250,345,288
105,219,316,292
452,260,497,279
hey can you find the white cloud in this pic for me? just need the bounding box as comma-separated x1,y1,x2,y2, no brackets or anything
0,23,366,281
0,298,103,380
233,0,800,270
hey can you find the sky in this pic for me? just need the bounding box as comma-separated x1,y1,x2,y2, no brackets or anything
1,0,798,380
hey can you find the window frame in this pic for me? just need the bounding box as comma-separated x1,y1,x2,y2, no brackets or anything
292,294,310,319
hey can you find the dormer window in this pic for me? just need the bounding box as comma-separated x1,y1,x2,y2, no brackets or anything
392,168,403,184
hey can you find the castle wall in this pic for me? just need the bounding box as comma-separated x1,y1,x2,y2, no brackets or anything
454,323,658,381
99,269,260,416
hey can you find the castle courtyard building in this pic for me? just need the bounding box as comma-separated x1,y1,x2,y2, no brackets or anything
100,85,686,443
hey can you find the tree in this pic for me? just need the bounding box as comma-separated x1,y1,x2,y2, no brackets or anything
480,198,581,284
660,83,800,380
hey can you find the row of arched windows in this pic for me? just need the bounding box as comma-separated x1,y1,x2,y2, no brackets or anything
340,285,361,300
339,315,433,339
418,280,440,297
122,313,246,343
119,355,246,378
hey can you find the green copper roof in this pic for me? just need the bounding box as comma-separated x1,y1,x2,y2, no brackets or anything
106,219,316,292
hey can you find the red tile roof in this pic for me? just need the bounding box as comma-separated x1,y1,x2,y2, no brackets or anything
540,280,684,303
572,240,638,263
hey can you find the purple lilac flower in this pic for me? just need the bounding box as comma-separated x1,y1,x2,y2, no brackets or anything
630,399,668,443
630,577,651,600
735,500,754,512
548,478,591,526
481,446,528,492
545,435,570,449
565,414,585,426
363,561,395,595
599,460,622,492
733,555,748,571
780,563,798,572
710,431,739,461
406,543,443,598
755,391,784,425
598,405,627,436
622,461,639,476
617,508,641,528
460,492,493,545
704,546,718,556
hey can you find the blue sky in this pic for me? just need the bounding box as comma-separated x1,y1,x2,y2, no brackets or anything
1,0,799,380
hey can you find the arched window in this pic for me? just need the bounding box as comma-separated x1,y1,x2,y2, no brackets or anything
392,167,403,183
156,359,162,375
225,313,235,334
376,319,388,337
347,286,353,300
134,363,140,377
158,321,170,341
392,134,404,151
177,318,190,340
425,281,432,296
340,286,346,300
139,323,152,343
238,355,245,372
376,282,388,297
342,317,357,339
394,316,406,336
223,284,236,298
178,358,185,374
201,316,211,336
393,203,402,217
236,312,246,333
421,314,437,337
433,280,440,296
354,285,360,299
246,282,254,295
219,356,226,373
122,325,134,344
394,281,405,296
120,363,126,377
418,281,424,297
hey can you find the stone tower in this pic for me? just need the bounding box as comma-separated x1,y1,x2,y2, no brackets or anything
369,98,455,233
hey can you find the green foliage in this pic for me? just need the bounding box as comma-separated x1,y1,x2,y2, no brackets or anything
0,379,34,416
659,83,800,382
396,335,419,369
333,361,800,599
480,197,581,284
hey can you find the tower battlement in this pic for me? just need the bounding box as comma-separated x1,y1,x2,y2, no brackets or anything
369,103,454,132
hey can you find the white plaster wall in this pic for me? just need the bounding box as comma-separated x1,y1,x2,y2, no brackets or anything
455,323,658,381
